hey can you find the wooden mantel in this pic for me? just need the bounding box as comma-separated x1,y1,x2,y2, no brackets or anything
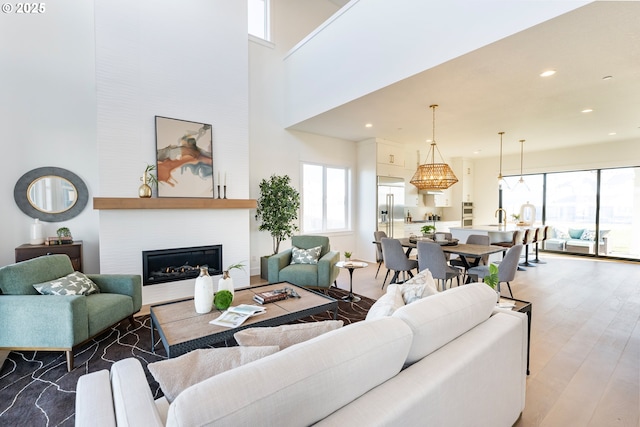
93,197,256,210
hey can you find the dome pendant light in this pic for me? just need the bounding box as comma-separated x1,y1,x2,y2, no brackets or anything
410,104,458,191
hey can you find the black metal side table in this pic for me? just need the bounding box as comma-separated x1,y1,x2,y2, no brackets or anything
336,261,368,303
499,296,532,375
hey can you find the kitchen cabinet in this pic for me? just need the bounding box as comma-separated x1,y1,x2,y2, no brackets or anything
376,141,405,177
434,189,452,207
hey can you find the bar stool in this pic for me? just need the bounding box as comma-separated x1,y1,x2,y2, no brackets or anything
532,225,551,264
519,228,536,267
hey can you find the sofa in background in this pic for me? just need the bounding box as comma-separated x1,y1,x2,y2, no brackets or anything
545,226,609,254
75,282,528,426
0,254,141,371
268,235,340,290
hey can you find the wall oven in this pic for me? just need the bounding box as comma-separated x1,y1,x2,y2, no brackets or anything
462,202,473,228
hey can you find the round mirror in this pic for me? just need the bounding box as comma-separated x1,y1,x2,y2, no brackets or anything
28,175,78,214
14,167,89,222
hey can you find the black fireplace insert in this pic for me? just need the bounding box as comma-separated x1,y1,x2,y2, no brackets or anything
142,245,222,285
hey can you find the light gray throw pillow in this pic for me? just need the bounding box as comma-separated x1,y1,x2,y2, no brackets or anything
233,320,343,349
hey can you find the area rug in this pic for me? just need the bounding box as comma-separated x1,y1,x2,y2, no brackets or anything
0,288,374,426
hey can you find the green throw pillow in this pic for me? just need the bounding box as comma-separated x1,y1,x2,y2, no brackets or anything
290,245,322,265
33,271,100,296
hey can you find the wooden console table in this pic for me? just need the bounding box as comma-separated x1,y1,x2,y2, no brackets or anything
15,241,83,272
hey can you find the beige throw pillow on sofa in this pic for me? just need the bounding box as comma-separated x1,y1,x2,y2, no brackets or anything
233,320,343,349
399,269,439,303
148,346,279,402
365,284,405,320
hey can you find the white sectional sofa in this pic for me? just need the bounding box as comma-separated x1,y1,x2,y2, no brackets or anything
75,283,527,427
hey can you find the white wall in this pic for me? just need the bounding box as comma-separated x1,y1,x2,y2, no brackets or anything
0,0,100,271
283,0,590,127
94,0,250,305
248,0,356,275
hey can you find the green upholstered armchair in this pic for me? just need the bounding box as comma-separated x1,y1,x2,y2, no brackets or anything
0,254,141,371
267,235,340,291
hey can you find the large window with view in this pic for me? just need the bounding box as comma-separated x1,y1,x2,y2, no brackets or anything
501,167,640,260
302,164,350,233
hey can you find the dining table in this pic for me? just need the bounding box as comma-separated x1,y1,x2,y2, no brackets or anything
397,237,506,270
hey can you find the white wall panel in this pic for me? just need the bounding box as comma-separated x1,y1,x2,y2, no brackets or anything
95,0,249,304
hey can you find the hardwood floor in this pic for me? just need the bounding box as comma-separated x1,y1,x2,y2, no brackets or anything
254,253,640,426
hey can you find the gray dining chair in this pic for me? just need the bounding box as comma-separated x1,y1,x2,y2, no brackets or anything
449,234,490,273
467,244,523,298
417,241,463,291
380,237,418,289
373,231,390,283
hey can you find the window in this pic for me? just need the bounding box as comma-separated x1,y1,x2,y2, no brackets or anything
248,0,270,41
302,163,350,233
501,166,640,260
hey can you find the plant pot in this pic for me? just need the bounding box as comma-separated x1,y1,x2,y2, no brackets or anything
260,255,271,280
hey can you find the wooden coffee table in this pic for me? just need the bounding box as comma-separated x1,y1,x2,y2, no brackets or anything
150,282,338,358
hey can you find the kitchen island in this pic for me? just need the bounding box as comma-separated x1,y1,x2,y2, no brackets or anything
450,224,523,244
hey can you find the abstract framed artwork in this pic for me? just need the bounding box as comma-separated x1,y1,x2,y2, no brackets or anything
155,116,214,198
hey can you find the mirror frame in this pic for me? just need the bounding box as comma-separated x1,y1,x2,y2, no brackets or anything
14,166,89,222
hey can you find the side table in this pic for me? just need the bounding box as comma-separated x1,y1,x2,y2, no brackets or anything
335,261,368,302
500,296,532,375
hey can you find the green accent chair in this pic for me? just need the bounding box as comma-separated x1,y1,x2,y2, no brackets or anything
0,254,142,371
268,235,340,291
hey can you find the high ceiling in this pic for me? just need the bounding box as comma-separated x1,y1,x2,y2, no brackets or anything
289,1,640,159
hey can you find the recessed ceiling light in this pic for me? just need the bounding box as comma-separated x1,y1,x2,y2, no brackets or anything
540,70,556,77
581,108,593,113
365,123,373,128
608,132,617,136
473,150,481,155
602,75,613,80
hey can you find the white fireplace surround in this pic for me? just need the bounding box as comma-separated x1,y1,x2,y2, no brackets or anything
99,209,250,307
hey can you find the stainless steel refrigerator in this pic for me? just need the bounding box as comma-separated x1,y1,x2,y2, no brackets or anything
377,176,405,238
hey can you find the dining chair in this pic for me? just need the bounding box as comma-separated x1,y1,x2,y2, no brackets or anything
494,229,525,271
467,244,523,298
373,231,390,283
417,241,463,291
449,234,490,280
380,237,418,289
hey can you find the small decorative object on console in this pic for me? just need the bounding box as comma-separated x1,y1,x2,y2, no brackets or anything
30,218,44,245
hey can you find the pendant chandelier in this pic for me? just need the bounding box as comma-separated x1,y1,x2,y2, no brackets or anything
410,104,458,191
497,131,509,189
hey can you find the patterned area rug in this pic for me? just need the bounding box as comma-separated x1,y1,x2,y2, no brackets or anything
0,288,374,426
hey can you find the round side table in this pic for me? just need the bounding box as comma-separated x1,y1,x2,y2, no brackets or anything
335,261,368,302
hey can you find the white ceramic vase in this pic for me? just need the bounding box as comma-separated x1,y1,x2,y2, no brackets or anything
217,271,234,297
30,218,44,245
194,267,214,314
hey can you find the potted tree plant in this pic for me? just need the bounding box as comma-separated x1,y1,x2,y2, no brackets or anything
255,175,300,280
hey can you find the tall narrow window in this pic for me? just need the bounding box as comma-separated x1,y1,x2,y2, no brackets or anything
302,163,350,233
248,0,270,41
